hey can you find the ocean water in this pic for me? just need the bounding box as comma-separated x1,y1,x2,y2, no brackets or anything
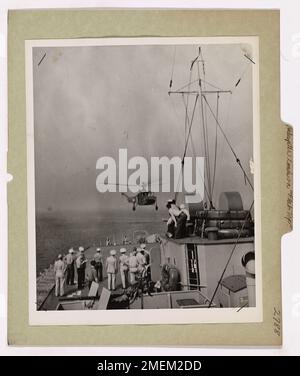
36,209,166,274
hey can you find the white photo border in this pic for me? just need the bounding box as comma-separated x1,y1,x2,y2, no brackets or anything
25,36,262,326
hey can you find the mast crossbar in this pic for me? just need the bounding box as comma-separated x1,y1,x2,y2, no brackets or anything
168,90,232,95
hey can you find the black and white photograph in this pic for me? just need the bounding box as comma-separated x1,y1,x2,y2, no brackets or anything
25,37,261,325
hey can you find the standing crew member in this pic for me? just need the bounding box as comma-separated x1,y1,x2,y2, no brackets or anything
166,200,188,239
65,248,75,285
93,248,103,282
76,246,87,290
119,248,129,290
175,204,189,239
141,243,151,281
128,248,138,284
106,249,118,291
136,247,146,273
166,199,180,237
54,254,66,297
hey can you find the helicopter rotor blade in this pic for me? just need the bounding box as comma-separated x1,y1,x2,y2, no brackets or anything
98,182,140,188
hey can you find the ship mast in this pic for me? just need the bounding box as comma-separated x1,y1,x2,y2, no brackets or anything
169,45,256,309
168,47,232,209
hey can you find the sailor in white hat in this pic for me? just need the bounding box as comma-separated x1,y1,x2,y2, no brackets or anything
136,246,146,273
119,248,129,289
128,247,139,284
54,254,66,297
93,247,103,282
166,200,180,238
140,243,151,279
105,249,118,290
65,248,75,285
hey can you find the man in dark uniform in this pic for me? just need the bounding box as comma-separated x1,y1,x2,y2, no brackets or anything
76,246,87,290
141,243,151,281
86,260,98,289
65,248,75,285
93,248,103,282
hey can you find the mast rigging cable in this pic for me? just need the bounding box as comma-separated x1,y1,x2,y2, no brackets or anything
169,46,177,88
174,94,199,203
203,95,254,191
211,93,219,198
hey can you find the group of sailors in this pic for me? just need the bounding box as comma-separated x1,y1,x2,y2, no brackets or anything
53,246,96,297
166,199,190,239
53,244,150,297
104,244,150,291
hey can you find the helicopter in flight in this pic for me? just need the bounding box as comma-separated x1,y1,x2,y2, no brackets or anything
100,181,159,211
121,182,158,211
121,190,158,211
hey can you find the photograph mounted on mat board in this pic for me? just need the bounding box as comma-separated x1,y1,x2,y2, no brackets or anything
26,36,262,325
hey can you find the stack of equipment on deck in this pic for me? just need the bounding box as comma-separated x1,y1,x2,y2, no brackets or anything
187,192,254,240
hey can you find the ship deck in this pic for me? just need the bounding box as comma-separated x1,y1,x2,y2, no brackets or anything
38,236,254,311
163,236,254,245
38,243,160,311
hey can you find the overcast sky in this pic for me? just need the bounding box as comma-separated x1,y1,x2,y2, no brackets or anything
32,42,254,212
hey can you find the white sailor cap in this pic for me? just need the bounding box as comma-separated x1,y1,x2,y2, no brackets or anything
69,248,74,254
79,246,84,252
120,248,127,253
110,249,116,256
